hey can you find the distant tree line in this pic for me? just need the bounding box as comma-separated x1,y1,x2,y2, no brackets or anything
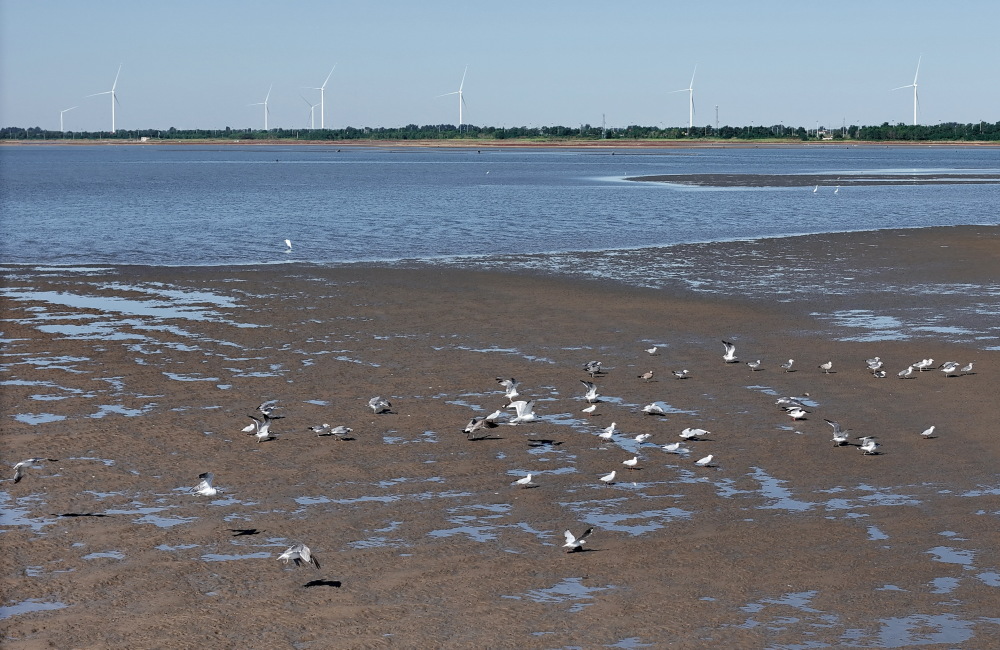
3,121,999,142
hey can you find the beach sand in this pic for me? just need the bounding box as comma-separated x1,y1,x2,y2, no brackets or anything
1,226,998,648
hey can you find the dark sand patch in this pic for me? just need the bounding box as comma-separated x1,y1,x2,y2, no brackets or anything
1,227,998,648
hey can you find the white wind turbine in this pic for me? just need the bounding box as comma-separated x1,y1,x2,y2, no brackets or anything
249,85,272,131
891,56,921,125
671,66,696,131
60,106,78,132
303,66,335,129
437,66,468,128
300,95,320,129
86,64,122,132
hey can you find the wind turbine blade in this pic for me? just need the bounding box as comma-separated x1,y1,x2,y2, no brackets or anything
86,91,111,98
322,65,336,88
890,84,913,91
437,91,458,98
670,88,688,94
459,65,468,91
690,65,697,88
114,92,120,106
462,95,468,108
300,94,312,106
914,55,921,84
265,84,272,102
112,63,122,90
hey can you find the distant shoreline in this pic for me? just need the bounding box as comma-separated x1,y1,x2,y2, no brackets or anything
3,138,999,149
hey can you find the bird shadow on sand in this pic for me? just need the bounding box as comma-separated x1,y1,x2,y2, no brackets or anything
230,528,262,537
55,512,109,518
467,434,504,442
528,439,563,447
303,579,342,588
565,547,602,554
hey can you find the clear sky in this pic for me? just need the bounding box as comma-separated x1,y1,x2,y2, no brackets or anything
2,0,998,132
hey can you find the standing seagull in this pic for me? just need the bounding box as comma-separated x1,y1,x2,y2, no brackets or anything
694,454,714,467
191,472,219,496
939,361,961,376
722,341,739,363
563,527,594,552
960,362,975,375
747,360,762,372
819,361,833,374
637,370,655,382
860,438,880,455
278,542,320,569
645,346,659,355
11,458,57,483
781,359,795,373
599,470,616,485
920,425,936,439
369,396,392,414
583,360,603,377
898,365,914,379
671,369,690,380
622,456,639,470
825,419,850,446
580,380,599,403
581,403,598,417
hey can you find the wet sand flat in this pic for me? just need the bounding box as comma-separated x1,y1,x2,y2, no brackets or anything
1,227,998,648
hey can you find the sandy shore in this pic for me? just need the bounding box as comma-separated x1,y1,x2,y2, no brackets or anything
1,227,998,648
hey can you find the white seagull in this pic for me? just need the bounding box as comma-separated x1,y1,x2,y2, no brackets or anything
599,470,616,485
680,427,709,439
747,360,762,371
914,358,934,371
580,380,599,403
786,407,809,420
819,361,833,374
662,442,690,454
694,454,714,467
781,359,795,373
496,377,519,401
247,413,275,442
634,433,652,443
278,542,320,569
258,399,280,416
313,424,352,439
623,456,639,470
191,472,219,496
671,369,689,380
369,396,392,414
581,404,597,417
507,400,536,424
940,361,961,376
898,365,914,379
637,370,655,382
860,438,880,455
825,419,850,445
645,346,658,355
920,425,936,439
464,417,496,439
513,474,536,488
722,340,739,363
563,527,594,552
642,403,665,416
583,360,603,377
284,239,292,251
599,422,618,440
11,458,57,484
960,362,975,375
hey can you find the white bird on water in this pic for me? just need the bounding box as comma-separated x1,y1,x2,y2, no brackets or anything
634,433,652,443
695,454,714,467
191,472,219,496
580,380,599,403
513,474,536,488
369,396,392,414
278,542,320,569
11,458,57,484
599,470,616,485
284,239,292,252
563,527,594,552
722,340,739,363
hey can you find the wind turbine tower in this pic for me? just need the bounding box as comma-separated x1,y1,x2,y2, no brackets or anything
304,66,335,129
671,66,696,130
86,64,122,132
60,106,78,132
891,56,921,126
438,66,468,128
249,85,272,131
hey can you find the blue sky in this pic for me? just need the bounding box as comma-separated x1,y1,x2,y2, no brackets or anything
2,0,998,132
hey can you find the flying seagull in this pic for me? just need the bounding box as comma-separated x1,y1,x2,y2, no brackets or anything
191,472,219,496
278,542,320,569
825,419,850,446
507,400,536,424
247,413,276,442
369,396,392,414
563,527,594,552
258,399,280,416
11,458,57,483
463,416,496,439
722,341,739,363
785,407,809,420
496,377,519,401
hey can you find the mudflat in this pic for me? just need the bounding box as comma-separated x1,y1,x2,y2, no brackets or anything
1,226,998,648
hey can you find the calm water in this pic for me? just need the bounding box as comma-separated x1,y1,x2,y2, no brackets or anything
1,144,998,267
